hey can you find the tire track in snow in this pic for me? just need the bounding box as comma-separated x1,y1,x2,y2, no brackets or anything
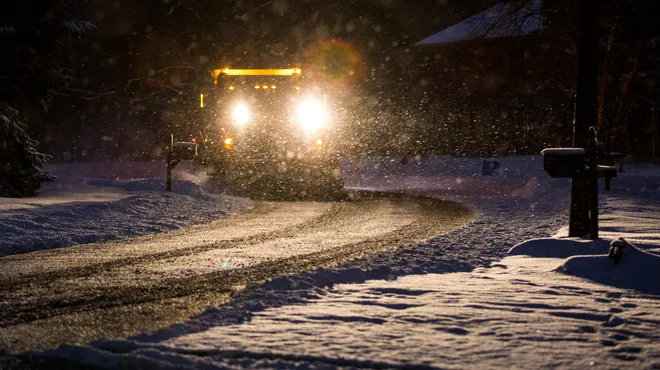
0,201,336,290
0,196,472,352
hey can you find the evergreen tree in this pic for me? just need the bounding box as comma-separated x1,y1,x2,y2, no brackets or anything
0,103,53,196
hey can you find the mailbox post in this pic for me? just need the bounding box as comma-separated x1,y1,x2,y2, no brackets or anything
542,129,601,240
542,145,597,239
587,127,599,240
166,134,198,191
543,128,623,239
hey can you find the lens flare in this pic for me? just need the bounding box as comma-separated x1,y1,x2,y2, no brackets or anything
304,38,363,90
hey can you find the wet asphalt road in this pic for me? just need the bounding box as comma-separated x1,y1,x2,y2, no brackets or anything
0,195,473,354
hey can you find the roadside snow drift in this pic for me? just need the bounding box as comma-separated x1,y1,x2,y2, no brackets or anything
79,258,659,369
559,244,660,295
0,161,249,256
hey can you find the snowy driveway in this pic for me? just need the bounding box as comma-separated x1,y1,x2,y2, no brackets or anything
0,196,472,353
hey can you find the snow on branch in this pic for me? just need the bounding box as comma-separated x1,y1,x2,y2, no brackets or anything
62,20,96,35
473,0,544,39
416,0,543,45
0,25,16,35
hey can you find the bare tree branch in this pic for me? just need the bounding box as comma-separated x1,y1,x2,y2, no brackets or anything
60,87,116,100
123,66,196,93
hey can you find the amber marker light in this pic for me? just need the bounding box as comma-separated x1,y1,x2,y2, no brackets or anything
223,137,233,148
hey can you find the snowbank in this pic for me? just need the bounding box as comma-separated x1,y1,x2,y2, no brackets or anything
25,157,660,368
344,155,547,179
560,246,660,295
508,171,660,296
511,237,660,295
509,237,611,258
342,155,568,201
0,161,250,256
343,155,660,197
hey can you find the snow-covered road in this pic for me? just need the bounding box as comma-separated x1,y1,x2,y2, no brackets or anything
0,196,472,353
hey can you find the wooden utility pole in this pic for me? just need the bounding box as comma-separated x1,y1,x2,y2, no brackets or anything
569,0,601,237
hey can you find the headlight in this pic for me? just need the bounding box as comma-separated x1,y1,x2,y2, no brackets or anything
231,103,250,126
296,98,328,132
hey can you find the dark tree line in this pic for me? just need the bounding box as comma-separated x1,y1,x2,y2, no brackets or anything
0,0,93,196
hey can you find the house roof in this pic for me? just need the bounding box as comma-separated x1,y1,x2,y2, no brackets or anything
415,0,543,46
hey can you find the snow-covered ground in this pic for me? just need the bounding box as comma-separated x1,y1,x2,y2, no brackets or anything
10,156,660,368
0,161,250,256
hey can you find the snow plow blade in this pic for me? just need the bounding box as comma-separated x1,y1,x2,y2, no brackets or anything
217,159,346,201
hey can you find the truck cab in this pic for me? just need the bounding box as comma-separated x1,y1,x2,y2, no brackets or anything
195,67,344,199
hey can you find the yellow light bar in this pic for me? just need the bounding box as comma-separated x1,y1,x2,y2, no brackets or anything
217,68,302,76
200,93,205,108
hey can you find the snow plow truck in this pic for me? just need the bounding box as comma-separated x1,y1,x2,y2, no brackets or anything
187,67,345,199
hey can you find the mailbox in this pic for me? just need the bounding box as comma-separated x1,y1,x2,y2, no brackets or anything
541,148,585,178
165,137,199,192
170,142,198,161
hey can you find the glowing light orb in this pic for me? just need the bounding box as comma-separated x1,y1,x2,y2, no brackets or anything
304,38,363,90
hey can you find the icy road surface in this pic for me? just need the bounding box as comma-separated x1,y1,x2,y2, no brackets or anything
0,196,473,353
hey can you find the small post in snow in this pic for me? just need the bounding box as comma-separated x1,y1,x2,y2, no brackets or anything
166,160,174,192
165,134,197,191
587,127,598,239
166,134,175,191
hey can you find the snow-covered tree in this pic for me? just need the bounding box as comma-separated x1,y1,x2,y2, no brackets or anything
0,103,53,197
